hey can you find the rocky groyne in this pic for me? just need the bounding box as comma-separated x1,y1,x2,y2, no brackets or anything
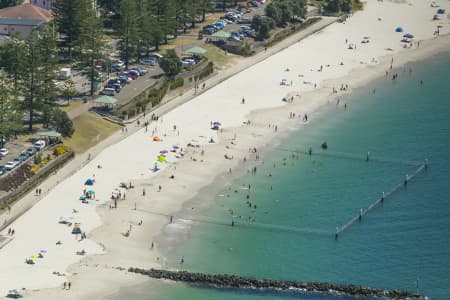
128,267,425,299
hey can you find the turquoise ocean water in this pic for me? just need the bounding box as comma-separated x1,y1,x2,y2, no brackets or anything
110,53,450,300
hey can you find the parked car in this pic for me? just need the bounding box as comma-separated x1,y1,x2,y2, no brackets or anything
100,88,116,96
34,140,46,151
4,161,18,170
0,165,6,175
221,18,233,24
139,58,157,65
0,148,8,156
133,66,148,75
111,64,124,72
26,147,36,156
19,151,29,161
108,79,122,87
121,72,137,80
127,70,140,77
118,76,132,85
148,53,163,62
202,27,215,35
13,157,22,165
237,18,251,24
213,22,225,30
107,83,122,93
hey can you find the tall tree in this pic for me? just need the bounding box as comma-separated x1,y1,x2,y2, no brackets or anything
160,49,181,77
0,26,58,132
0,35,25,94
81,10,105,95
17,29,58,131
0,73,22,145
53,0,94,59
116,0,139,68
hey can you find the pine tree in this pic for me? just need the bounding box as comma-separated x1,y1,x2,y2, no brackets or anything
0,73,22,143
116,0,139,68
53,0,94,60
81,9,105,95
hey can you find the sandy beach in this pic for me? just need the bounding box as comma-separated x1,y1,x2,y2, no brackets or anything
1,0,450,299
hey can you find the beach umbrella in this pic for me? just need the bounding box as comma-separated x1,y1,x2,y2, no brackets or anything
363,36,370,39
395,26,404,32
403,33,414,39
437,8,445,14
172,143,181,149
160,150,168,154
84,178,94,186
213,121,222,126
88,189,95,194
158,155,166,162
153,136,161,141
72,224,81,234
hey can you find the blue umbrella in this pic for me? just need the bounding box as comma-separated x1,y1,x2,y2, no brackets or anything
395,27,404,32
437,8,445,14
403,33,414,39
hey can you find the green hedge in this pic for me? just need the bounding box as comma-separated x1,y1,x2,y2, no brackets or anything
169,78,184,90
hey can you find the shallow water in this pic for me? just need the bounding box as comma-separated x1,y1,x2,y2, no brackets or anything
109,53,450,300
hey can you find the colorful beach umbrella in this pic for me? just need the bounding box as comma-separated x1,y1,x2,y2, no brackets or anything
403,33,414,39
84,178,94,186
395,26,404,32
160,150,168,154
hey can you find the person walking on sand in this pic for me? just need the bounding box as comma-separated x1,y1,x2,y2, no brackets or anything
68,282,71,290
63,282,66,289
242,97,245,104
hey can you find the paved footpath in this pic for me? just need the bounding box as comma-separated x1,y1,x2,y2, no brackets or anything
0,17,336,243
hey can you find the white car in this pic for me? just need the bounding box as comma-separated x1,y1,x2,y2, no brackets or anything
0,148,8,156
34,140,46,151
5,161,18,170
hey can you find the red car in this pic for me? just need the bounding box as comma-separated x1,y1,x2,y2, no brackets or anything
121,72,137,80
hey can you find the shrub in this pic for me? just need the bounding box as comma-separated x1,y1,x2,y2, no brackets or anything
34,153,42,165
199,62,214,80
169,78,184,90
54,145,69,156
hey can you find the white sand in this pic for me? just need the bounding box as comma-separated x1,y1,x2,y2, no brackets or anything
1,0,450,298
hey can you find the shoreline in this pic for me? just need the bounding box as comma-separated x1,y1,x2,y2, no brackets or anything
1,0,450,299
155,32,450,268
107,34,450,300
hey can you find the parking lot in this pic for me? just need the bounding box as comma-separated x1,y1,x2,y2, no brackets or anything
201,2,266,40
0,139,35,177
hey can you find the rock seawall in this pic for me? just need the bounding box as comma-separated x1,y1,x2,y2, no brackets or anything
128,267,424,299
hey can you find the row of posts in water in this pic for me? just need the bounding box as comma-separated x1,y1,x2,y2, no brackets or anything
335,161,427,239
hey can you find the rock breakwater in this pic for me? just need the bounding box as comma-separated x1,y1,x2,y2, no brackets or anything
128,267,425,299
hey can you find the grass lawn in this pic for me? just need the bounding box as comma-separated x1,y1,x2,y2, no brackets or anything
60,100,85,113
63,112,120,154
203,45,238,68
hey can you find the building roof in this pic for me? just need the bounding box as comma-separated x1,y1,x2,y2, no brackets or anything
0,3,53,26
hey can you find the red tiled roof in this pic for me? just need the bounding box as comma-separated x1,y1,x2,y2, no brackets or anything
0,3,53,22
